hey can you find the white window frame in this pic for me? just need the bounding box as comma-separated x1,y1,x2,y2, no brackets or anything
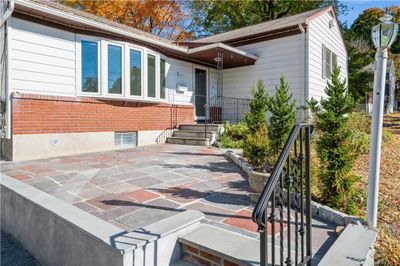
159,56,168,101
126,45,145,99
145,51,159,99
105,42,125,97
76,35,102,96
322,45,338,80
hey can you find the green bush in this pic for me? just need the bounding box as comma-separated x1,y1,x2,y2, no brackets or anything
347,112,371,134
243,126,270,170
245,80,269,133
219,122,249,148
311,66,359,214
346,112,393,155
268,75,296,157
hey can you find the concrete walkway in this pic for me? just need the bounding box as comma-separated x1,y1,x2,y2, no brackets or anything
1,144,337,256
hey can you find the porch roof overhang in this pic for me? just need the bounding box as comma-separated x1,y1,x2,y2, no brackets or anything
187,43,258,69
13,0,257,70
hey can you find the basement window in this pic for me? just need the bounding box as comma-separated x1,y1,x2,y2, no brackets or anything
114,132,137,147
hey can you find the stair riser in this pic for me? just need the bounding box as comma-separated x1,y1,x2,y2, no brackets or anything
167,138,210,146
173,131,214,138
179,125,220,131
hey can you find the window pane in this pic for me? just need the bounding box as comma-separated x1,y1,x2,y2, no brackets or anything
332,53,338,70
147,54,156,98
325,48,332,78
130,49,142,96
160,59,166,99
108,44,122,94
81,40,98,92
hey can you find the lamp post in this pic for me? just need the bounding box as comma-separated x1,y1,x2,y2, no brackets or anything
367,13,398,228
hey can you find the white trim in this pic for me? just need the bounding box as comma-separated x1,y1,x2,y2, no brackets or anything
105,42,124,97
6,19,13,139
15,0,188,53
193,65,208,120
145,51,157,99
76,35,101,96
188,43,258,60
126,45,144,99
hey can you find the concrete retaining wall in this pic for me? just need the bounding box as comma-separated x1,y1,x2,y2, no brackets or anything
1,174,204,266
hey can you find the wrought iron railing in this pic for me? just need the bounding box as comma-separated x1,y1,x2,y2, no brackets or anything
206,96,250,124
155,128,174,144
252,124,314,266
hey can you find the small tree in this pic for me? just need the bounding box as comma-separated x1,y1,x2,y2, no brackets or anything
268,76,296,157
312,66,358,213
245,80,269,133
244,80,270,170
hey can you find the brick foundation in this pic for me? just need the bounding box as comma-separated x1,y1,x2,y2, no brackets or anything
12,93,194,134
182,244,240,266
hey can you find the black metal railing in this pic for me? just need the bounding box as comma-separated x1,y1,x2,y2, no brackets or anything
252,124,314,266
207,96,250,124
155,128,174,144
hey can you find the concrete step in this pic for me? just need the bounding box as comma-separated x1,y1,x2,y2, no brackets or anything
173,130,214,138
166,137,210,146
179,124,221,132
179,224,299,266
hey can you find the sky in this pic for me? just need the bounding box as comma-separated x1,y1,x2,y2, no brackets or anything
339,0,399,26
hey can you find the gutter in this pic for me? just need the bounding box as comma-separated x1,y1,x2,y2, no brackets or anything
0,0,14,27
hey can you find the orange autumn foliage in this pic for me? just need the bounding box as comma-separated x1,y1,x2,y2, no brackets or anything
63,0,192,41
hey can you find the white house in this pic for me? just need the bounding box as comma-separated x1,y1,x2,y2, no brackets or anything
0,0,347,161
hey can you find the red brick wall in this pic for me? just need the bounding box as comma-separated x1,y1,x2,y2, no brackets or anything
12,93,194,134
182,244,240,266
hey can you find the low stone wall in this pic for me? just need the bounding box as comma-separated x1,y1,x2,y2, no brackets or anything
224,150,362,226
1,174,204,266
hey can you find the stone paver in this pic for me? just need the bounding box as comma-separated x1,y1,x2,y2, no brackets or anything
1,144,337,253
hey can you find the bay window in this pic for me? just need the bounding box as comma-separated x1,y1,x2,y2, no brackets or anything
79,37,166,101
107,44,123,94
130,49,142,96
147,54,156,98
160,59,166,99
81,40,99,93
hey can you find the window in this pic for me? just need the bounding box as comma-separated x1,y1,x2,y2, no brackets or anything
108,44,123,94
147,54,156,98
130,49,142,96
160,59,166,99
322,45,338,79
114,132,137,147
81,40,98,93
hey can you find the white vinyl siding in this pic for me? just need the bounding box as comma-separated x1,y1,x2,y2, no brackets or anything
308,12,348,101
8,18,76,96
7,17,197,106
223,34,305,107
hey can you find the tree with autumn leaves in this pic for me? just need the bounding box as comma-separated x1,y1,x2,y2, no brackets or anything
62,0,192,41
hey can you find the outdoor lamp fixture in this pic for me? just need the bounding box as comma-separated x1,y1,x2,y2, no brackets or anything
367,13,398,228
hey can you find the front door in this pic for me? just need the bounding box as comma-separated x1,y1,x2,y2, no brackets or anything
194,68,207,120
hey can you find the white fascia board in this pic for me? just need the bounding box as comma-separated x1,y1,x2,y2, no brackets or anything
15,0,188,53
188,43,258,60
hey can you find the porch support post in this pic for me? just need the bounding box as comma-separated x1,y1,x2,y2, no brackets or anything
217,48,224,97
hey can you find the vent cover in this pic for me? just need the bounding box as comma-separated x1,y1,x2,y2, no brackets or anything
114,132,137,147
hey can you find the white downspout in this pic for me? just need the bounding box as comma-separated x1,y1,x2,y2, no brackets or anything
298,24,309,121
2,0,15,143
0,0,14,27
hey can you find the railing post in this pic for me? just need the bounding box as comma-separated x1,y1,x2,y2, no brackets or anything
260,210,267,266
305,126,312,265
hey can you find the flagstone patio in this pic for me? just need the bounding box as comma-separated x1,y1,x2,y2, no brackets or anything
1,144,337,258
2,144,257,232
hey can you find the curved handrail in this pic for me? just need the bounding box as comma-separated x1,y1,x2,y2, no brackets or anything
252,123,314,229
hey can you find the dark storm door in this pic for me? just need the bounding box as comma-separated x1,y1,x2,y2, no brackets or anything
194,68,207,119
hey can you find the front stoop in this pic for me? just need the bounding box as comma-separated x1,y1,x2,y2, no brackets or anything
179,224,260,266
167,124,222,146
